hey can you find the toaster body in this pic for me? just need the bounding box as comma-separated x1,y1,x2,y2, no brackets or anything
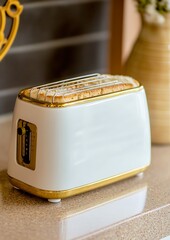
8,76,151,202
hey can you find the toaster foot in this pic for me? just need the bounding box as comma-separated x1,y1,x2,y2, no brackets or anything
137,172,144,178
48,199,61,203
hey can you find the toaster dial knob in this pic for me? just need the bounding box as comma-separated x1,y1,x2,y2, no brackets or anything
17,127,26,136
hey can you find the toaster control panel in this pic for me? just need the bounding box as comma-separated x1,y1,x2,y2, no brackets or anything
17,119,37,170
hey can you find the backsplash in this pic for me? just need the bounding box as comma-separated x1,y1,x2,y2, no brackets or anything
0,0,109,114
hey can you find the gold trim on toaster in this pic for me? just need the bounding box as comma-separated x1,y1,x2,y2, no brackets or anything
18,74,143,108
8,165,149,200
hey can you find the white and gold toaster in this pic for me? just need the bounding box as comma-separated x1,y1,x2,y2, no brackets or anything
8,74,151,202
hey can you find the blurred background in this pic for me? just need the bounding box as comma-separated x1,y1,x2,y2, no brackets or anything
0,0,141,114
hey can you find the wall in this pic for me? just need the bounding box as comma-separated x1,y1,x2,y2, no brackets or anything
0,0,109,114
109,0,141,74
122,0,141,63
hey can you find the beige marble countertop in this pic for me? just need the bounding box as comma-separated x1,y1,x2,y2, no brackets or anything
0,115,170,240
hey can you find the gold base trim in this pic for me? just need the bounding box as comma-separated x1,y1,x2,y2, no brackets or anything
8,166,149,199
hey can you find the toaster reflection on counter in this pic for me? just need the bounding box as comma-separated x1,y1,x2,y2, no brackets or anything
8,74,151,202
58,185,147,240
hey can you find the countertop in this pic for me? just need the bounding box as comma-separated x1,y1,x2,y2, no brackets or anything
0,114,170,240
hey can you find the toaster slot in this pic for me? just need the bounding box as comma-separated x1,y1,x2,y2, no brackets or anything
17,119,37,170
